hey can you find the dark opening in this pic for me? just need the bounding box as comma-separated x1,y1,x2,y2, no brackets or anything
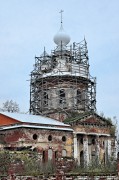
59,89,65,104
92,138,95,145
77,89,81,103
44,91,48,105
48,135,52,141
55,151,58,159
80,137,83,144
80,150,84,167
43,151,45,162
33,134,38,140
62,136,66,142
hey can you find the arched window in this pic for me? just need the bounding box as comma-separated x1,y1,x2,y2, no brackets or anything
62,149,67,157
62,136,66,142
48,135,52,141
77,89,81,104
43,91,48,106
33,134,38,140
59,89,66,104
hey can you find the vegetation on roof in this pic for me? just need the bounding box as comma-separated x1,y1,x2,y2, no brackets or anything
64,111,113,126
64,111,91,124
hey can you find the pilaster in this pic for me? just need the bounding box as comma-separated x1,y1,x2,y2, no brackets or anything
73,133,78,159
95,135,100,161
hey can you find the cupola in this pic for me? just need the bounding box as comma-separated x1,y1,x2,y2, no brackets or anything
53,10,70,49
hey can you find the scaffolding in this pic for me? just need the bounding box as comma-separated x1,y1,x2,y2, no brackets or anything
30,39,96,119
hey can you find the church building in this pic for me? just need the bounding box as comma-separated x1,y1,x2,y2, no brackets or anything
0,12,117,166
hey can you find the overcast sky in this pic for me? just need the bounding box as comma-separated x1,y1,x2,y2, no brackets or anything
0,0,119,123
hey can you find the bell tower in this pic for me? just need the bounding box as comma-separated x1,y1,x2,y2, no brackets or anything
29,11,96,121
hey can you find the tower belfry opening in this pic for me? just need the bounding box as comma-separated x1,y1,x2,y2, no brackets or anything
29,12,96,121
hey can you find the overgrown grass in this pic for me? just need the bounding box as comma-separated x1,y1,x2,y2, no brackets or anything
71,159,117,176
0,151,56,176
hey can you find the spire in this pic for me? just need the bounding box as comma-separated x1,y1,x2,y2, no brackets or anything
84,36,87,45
40,47,50,61
59,10,64,26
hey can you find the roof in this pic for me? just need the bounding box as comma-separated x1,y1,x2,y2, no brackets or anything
64,112,113,126
42,71,88,79
0,112,70,127
0,124,73,132
0,113,20,125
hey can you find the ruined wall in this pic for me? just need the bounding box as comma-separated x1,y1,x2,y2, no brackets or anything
1,127,73,161
39,82,88,122
73,123,111,135
48,112,68,122
76,134,115,164
71,115,116,165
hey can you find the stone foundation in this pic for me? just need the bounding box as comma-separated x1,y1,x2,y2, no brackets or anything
0,175,118,180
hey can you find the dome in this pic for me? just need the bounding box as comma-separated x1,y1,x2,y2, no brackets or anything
53,25,70,46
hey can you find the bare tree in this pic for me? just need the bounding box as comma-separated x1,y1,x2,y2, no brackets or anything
2,100,20,113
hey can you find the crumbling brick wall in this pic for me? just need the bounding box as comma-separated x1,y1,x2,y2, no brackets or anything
1,127,73,163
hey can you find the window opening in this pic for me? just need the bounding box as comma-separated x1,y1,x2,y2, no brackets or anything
59,89,66,104
62,136,66,142
77,89,81,103
48,135,52,141
33,134,38,140
92,138,95,145
44,91,48,105
43,151,45,162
